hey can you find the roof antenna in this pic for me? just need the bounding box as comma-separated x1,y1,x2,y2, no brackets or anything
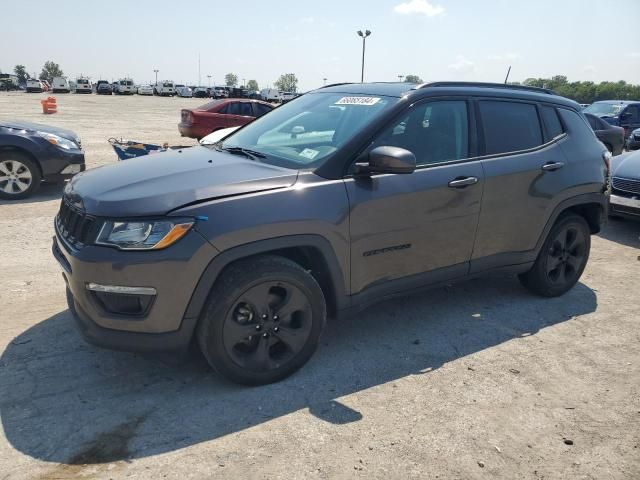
504,65,512,84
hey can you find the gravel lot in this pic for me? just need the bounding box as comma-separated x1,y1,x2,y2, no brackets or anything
0,92,639,480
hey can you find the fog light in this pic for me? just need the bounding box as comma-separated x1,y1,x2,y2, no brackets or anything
86,283,156,295
86,283,156,316
61,164,83,174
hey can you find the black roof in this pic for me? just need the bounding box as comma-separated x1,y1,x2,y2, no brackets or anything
316,81,578,108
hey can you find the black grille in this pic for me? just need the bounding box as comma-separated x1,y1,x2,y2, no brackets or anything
55,198,95,247
612,177,640,196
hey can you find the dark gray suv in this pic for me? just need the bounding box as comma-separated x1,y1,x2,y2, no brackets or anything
53,82,609,385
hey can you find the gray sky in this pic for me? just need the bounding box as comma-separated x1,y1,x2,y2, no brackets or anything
3,0,639,90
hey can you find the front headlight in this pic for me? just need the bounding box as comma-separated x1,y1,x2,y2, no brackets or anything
96,219,194,250
37,131,80,150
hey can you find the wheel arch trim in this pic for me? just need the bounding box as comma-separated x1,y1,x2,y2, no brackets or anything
183,234,349,321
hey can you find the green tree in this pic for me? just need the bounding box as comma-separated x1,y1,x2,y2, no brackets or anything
521,76,640,103
39,61,64,83
404,74,423,83
246,79,259,91
13,65,29,84
225,73,238,87
274,73,298,93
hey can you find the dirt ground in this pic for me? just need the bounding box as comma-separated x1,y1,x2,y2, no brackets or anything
0,92,639,480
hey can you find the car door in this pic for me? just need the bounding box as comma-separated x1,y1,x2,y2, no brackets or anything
346,99,484,298
471,99,570,271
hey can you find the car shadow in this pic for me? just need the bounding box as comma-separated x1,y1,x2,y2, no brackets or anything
0,182,64,205
598,217,640,249
0,274,597,465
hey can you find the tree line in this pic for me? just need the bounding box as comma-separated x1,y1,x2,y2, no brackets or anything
519,76,640,104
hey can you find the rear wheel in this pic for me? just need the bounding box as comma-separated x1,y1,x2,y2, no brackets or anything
197,255,326,385
0,152,41,200
519,214,590,297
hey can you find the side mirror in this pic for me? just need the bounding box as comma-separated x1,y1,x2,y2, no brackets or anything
355,146,416,175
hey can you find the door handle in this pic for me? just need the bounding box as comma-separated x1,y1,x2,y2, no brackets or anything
448,176,478,188
541,161,565,171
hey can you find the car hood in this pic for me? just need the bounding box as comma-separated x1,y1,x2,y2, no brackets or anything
0,120,80,143
67,145,298,217
612,150,640,179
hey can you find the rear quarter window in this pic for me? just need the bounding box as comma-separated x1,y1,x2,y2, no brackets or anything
479,101,543,155
557,108,598,143
540,105,564,139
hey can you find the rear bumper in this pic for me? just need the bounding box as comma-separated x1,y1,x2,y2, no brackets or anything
178,123,211,139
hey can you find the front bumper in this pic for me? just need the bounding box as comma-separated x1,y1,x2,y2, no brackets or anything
626,137,640,151
610,193,640,219
40,145,85,182
52,225,218,352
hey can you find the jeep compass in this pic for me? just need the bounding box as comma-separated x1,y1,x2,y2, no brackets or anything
53,82,609,385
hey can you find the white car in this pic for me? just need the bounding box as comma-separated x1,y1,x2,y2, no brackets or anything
137,85,154,96
75,77,92,94
155,81,175,96
26,79,44,93
114,78,135,95
52,76,71,93
199,126,240,145
176,86,193,98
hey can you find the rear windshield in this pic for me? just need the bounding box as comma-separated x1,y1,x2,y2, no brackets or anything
583,103,624,117
197,100,225,111
163,83,173,87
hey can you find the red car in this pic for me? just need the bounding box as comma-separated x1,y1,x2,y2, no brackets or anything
178,98,274,140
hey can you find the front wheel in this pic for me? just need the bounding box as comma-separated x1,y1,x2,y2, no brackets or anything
519,214,591,297
0,152,41,200
197,255,326,385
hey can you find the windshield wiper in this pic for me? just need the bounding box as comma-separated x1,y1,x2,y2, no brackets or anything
217,145,266,160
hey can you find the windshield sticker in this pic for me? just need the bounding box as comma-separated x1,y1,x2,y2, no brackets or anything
335,96,381,106
299,148,320,160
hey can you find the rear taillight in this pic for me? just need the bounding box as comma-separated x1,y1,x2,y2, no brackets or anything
181,110,194,124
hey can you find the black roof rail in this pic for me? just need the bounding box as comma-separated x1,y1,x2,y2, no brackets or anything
416,81,557,95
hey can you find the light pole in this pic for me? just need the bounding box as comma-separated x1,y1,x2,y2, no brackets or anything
356,29,371,83
242,78,246,88
398,75,404,82
207,75,212,87
153,69,159,86
323,77,327,85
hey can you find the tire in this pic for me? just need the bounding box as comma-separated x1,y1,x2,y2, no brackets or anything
0,151,41,200
519,213,591,297
197,255,326,385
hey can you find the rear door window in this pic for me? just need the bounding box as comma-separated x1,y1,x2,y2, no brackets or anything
226,102,241,115
479,101,543,155
239,102,253,116
254,103,272,117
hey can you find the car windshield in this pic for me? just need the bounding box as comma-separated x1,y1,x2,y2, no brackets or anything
583,103,624,117
218,92,395,169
